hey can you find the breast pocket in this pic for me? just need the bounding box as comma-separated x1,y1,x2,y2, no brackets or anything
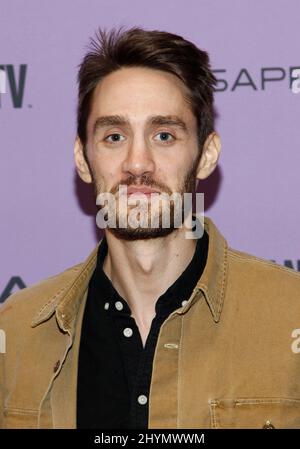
209,398,300,429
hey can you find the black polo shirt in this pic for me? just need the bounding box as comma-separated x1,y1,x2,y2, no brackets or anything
77,228,209,429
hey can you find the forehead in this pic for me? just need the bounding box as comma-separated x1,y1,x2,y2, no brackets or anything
88,66,195,125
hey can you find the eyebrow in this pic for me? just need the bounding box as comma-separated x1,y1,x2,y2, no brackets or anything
93,114,188,135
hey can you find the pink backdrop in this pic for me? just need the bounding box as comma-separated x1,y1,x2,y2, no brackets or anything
1,0,299,303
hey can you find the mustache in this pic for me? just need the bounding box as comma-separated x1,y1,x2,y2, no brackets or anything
110,175,173,196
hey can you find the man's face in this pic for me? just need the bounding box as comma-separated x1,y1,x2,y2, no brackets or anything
84,66,200,240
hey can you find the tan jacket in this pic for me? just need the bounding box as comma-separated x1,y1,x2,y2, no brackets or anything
1,216,300,429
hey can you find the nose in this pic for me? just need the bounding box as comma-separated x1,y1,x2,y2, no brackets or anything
121,135,155,179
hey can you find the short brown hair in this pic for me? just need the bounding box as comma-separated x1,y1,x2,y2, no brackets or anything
77,26,216,152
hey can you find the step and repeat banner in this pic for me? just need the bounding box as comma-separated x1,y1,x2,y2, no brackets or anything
0,0,299,304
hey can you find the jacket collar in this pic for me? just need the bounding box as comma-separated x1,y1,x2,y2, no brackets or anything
31,245,99,330
197,216,228,322
31,216,228,330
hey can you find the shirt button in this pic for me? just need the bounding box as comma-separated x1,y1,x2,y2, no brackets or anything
181,300,188,307
115,301,124,311
123,327,133,337
137,394,148,405
104,302,110,310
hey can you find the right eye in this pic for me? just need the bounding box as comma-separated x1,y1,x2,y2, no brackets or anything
104,133,126,144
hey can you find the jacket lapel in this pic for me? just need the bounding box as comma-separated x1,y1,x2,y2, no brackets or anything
31,242,101,428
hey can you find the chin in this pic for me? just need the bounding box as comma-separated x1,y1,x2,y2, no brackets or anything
108,225,175,241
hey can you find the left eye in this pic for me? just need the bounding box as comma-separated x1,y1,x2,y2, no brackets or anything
154,132,174,143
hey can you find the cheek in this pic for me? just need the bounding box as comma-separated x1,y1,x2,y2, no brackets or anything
168,153,194,178
89,150,117,176
91,158,121,191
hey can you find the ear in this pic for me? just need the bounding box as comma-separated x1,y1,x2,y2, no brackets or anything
74,136,92,183
196,131,221,180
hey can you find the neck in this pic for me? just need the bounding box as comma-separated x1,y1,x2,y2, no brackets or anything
102,226,197,329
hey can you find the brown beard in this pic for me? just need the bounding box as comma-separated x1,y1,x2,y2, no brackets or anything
92,151,201,241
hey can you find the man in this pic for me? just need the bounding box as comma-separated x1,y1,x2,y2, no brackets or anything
1,26,300,430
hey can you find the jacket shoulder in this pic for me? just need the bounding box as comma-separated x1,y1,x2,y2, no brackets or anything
0,262,84,323
227,247,300,299
228,247,300,279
